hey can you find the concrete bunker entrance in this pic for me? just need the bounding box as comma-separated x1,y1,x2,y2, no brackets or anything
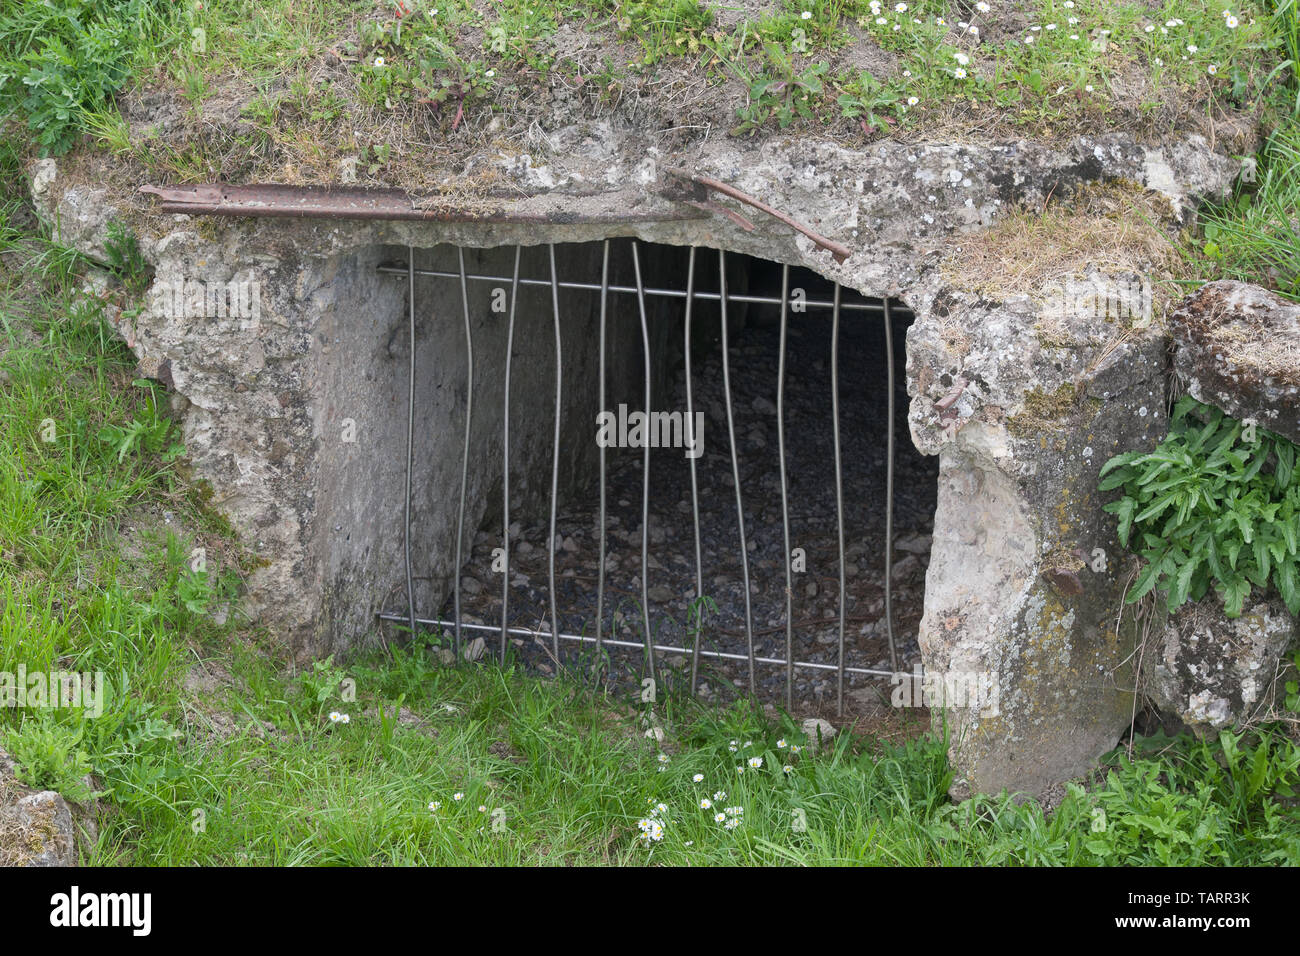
363,238,935,713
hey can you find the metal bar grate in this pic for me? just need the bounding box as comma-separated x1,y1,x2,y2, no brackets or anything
382,242,913,706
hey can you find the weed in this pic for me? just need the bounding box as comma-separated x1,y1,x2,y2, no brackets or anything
1101,396,1300,617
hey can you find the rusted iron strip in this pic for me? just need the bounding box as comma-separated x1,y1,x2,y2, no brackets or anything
140,183,707,223
663,168,852,263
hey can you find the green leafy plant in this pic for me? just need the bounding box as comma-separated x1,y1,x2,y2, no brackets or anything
301,655,349,717
0,0,171,156
1285,647,1300,711
2,718,95,803
836,69,901,132
734,45,828,133
1100,396,1300,617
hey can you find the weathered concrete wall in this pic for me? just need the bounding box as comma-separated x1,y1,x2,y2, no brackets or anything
907,279,1168,799
29,125,1243,797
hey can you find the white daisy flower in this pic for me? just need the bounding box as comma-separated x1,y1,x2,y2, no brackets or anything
1187,44,1198,53
374,57,385,67
428,801,441,811
1207,63,1218,74
692,773,704,783
953,52,970,65
747,756,763,769
657,753,669,764
713,791,727,801
1226,15,1238,28
907,96,919,105
329,711,342,722
895,2,907,11
801,10,812,20
953,67,967,78
714,812,727,823
975,0,989,11
777,739,788,749
478,805,487,812
783,765,794,774
453,792,464,801
700,798,713,809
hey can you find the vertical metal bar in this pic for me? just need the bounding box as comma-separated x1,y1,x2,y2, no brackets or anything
403,245,418,640
684,248,705,696
594,240,610,685
547,244,562,663
777,263,793,712
501,246,521,665
883,298,900,674
832,281,847,717
719,249,756,696
453,247,473,663
631,242,656,687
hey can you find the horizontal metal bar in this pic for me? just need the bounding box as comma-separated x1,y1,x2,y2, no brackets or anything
376,264,887,313
141,184,706,224
377,612,900,680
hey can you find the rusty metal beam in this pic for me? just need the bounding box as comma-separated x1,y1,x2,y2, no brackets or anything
139,183,706,224
663,167,853,263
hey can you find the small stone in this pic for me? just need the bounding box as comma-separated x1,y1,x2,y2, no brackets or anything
801,718,837,752
895,533,932,555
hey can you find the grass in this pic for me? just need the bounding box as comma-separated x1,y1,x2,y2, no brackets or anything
1,0,1292,191
1198,122,1300,299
